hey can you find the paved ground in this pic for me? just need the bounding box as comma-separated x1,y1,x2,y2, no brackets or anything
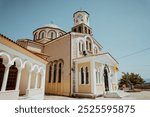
44,91,150,100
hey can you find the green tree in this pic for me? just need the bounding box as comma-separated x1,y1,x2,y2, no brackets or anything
119,72,145,89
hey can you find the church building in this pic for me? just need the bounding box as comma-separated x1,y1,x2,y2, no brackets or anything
0,10,119,99
17,10,119,98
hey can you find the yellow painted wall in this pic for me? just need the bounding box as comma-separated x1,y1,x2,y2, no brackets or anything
44,34,71,96
78,62,91,93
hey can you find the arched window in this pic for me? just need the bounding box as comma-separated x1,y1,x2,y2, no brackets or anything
79,26,82,33
51,32,54,39
34,33,37,40
48,31,57,39
85,67,89,84
39,31,45,39
89,43,92,51
86,38,92,51
86,40,88,50
49,65,52,83
88,29,91,34
85,27,87,34
59,32,63,37
79,41,84,53
81,67,84,84
53,64,57,83
79,42,81,52
94,47,98,54
74,28,76,32
0,58,5,90
6,62,18,90
58,63,62,83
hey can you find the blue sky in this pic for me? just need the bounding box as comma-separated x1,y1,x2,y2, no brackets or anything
0,0,150,81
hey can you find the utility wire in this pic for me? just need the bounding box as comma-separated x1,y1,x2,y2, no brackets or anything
117,47,150,59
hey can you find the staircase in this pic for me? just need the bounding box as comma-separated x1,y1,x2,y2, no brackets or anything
104,90,130,98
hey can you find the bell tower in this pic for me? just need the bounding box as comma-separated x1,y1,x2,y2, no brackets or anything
72,11,92,35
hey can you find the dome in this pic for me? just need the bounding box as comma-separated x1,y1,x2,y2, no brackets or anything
43,24,61,29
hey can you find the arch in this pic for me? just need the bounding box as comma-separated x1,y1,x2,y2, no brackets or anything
80,67,84,84
49,63,52,83
32,64,39,72
0,58,5,90
48,30,57,39
79,40,84,53
11,57,23,68
85,67,89,84
59,32,63,37
19,61,32,96
22,60,32,71
53,63,57,83
94,47,98,54
104,65,110,91
39,67,45,75
78,26,82,33
39,30,46,39
0,52,11,65
57,59,64,83
86,37,92,51
6,63,18,90
34,32,38,40
84,27,87,33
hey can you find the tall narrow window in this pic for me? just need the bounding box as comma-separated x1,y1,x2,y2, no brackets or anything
81,67,84,84
85,67,89,84
94,47,98,54
85,27,87,33
53,64,57,83
41,32,45,38
86,41,88,50
51,32,54,39
49,65,52,83
89,43,92,51
58,63,62,83
34,33,37,40
0,58,5,90
79,42,81,52
82,43,84,52
88,29,91,34
74,28,76,32
6,63,18,90
79,26,82,33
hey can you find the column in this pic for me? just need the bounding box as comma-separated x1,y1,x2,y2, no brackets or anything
100,65,104,84
1,64,10,91
115,71,118,90
34,72,39,89
27,71,32,90
90,61,96,94
75,62,78,93
15,68,22,91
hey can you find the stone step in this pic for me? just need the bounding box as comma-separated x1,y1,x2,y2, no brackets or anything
104,90,130,98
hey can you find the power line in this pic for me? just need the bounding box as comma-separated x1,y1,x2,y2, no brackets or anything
117,47,150,59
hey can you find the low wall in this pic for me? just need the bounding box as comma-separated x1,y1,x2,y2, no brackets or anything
0,90,19,100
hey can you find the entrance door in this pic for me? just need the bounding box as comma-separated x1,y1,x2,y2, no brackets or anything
104,68,109,91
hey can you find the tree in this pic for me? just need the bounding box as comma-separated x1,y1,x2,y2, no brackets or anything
119,72,145,90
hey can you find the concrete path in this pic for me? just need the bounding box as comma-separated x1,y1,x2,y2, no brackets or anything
44,91,150,100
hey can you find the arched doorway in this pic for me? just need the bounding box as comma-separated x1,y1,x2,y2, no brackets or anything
104,68,109,91
6,63,18,90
